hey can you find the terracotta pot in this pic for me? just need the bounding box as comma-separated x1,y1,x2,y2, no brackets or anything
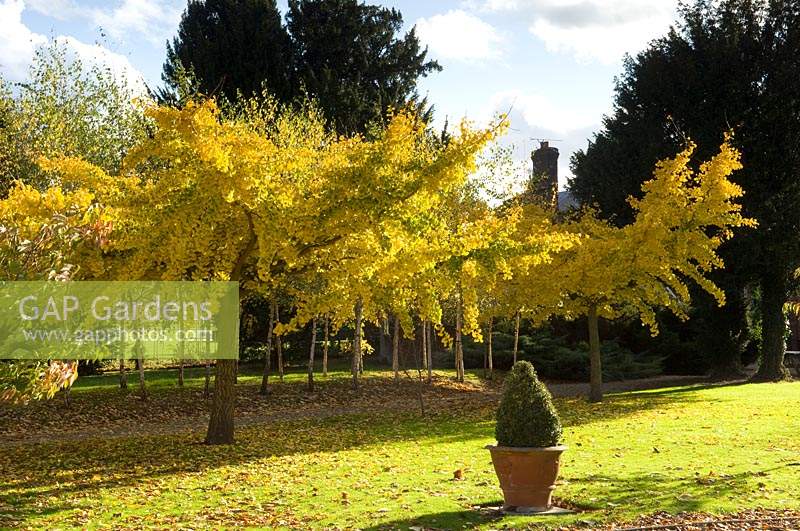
486,444,566,512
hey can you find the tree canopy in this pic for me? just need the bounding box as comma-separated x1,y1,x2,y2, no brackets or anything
517,136,754,401
1,42,149,196
162,0,294,104
162,0,440,133
286,0,440,133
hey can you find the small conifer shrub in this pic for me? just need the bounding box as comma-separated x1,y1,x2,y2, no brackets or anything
495,361,562,447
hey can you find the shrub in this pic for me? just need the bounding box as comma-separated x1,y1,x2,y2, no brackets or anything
495,361,562,447
462,330,663,380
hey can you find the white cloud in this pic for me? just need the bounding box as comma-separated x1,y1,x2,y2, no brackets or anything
25,0,82,19
415,10,505,63
474,0,677,64
529,10,674,64
477,88,601,184
89,0,183,46
55,36,148,95
25,0,182,46
0,0,148,94
483,89,595,134
480,0,523,11
0,0,47,81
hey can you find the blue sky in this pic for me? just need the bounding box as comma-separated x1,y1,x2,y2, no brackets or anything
1,0,680,185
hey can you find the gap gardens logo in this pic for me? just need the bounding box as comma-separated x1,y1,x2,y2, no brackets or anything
0,281,239,360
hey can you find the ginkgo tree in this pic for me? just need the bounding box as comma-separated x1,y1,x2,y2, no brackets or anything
508,135,755,402
38,97,506,444
296,175,575,386
273,121,576,389
256,117,507,389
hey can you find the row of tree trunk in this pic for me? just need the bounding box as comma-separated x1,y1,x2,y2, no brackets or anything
116,352,147,399
385,315,436,382
119,343,214,398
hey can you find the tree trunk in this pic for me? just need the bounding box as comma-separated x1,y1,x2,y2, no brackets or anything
137,351,147,400
789,311,800,353
487,317,494,380
392,316,400,381
703,287,749,380
587,304,603,403
260,300,275,395
275,305,284,382
426,319,433,383
457,346,464,382
421,319,428,371
513,311,520,364
205,291,240,445
205,359,235,444
352,299,363,390
119,358,127,389
203,331,211,399
379,316,390,363
202,202,256,444
455,294,464,383
754,268,790,381
204,361,211,399
177,323,185,387
308,317,317,391
323,316,329,377
483,329,488,377
275,338,284,381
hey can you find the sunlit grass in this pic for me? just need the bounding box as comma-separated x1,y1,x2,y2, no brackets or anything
1,371,798,529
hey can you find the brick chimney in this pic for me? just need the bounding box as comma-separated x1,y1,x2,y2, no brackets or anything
530,141,558,210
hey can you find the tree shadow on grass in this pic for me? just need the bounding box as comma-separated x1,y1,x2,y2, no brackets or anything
0,407,497,526
556,391,712,429
363,466,777,531
362,507,504,531
622,379,752,398
3,366,736,446
557,465,782,524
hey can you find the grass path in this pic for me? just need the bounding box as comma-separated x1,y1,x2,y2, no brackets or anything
1,368,798,529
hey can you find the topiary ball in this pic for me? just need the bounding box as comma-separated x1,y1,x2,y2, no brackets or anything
495,360,562,448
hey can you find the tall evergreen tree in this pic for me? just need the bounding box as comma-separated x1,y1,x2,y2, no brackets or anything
286,0,440,134
163,0,439,133
568,0,800,381
162,0,294,103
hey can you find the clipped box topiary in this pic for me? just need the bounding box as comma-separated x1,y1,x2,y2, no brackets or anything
487,361,566,513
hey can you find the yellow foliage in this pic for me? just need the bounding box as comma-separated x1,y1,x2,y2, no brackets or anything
0,94,753,352
9,99,506,334
505,135,754,334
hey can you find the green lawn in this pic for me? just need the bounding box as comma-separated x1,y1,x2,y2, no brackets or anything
70,358,379,391
1,369,798,529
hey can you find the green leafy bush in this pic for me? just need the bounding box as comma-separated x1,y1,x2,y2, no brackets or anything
495,361,562,448
462,331,663,381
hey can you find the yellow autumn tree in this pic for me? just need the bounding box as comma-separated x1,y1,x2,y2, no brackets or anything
274,121,574,389
276,116,575,391
506,135,755,402
37,98,504,444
